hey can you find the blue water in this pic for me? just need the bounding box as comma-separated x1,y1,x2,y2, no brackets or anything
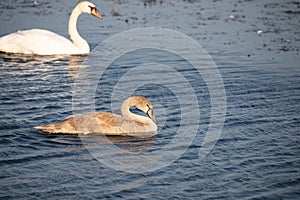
1,0,300,199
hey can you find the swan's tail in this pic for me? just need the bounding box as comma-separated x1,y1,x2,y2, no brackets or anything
34,124,57,133
34,117,77,134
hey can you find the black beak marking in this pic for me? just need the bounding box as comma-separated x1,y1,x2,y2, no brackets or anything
88,5,97,13
146,105,152,119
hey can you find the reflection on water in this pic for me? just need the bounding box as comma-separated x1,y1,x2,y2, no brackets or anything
82,134,154,153
0,52,87,78
66,55,88,78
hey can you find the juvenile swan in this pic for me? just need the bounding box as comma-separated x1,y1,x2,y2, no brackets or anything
0,1,102,55
35,96,157,137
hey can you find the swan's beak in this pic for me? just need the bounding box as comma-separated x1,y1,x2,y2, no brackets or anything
151,114,157,124
147,109,157,124
92,9,102,19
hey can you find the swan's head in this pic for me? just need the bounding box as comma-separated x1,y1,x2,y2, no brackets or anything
77,1,102,19
125,96,157,123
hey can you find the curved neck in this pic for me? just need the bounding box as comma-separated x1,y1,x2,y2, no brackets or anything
121,101,151,125
68,6,89,53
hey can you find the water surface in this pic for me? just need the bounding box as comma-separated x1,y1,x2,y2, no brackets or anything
0,0,300,199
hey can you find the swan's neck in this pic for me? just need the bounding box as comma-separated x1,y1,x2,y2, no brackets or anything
68,6,90,53
121,103,151,125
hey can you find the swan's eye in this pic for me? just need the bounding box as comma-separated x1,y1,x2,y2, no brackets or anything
88,5,97,13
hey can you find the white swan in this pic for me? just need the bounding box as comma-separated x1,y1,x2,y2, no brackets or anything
0,1,102,55
34,96,158,137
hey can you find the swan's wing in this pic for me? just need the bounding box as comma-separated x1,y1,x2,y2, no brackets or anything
94,112,124,135
34,112,124,135
73,112,128,135
0,29,79,55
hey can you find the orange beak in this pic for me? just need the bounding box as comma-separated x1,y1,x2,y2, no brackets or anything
91,9,102,19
